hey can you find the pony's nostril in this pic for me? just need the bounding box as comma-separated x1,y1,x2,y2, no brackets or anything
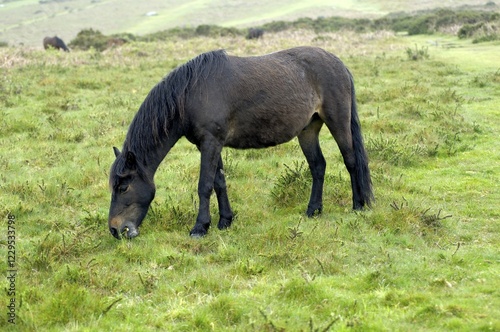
109,226,121,239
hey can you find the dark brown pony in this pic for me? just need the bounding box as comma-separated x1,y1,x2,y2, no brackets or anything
43,36,70,52
247,28,264,39
108,46,373,239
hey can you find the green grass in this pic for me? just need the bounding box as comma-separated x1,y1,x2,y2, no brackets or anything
1,30,499,331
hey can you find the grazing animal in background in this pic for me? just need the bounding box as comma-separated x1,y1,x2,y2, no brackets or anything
247,28,264,39
43,36,70,52
108,46,373,239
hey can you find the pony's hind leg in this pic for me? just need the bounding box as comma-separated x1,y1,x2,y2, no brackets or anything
298,115,326,217
214,155,234,230
323,106,368,210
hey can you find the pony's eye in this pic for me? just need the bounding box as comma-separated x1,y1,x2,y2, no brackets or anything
118,185,129,194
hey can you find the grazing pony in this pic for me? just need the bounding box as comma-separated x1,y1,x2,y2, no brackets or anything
108,46,373,239
43,36,70,52
247,28,264,39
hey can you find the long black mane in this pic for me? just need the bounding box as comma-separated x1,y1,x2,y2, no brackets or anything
122,49,228,160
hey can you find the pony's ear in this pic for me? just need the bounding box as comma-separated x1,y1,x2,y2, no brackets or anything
125,151,137,169
113,147,121,158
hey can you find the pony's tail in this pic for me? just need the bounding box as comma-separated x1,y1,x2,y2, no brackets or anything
350,74,374,207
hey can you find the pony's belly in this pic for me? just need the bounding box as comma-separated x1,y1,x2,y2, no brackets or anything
224,123,302,149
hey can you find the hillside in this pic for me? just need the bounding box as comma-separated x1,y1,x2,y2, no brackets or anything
0,0,492,47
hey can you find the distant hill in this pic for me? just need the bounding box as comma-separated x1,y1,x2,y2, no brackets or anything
0,0,491,47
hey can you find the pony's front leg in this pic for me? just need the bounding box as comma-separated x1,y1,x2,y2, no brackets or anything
214,156,233,230
190,140,223,237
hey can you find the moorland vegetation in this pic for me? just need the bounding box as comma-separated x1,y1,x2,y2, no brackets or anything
63,6,500,51
1,6,499,332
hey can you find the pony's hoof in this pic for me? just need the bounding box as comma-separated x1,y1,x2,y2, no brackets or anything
217,216,233,230
189,224,209,238
306,206,322,217
190,232,205,239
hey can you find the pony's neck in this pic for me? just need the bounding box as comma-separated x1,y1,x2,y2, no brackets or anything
126,125,183,179
123,68,188,178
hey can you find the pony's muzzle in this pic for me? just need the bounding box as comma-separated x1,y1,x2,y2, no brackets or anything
124,223,139,239
109,221,139,240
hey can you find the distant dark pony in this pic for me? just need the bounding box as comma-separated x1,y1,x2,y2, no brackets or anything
108,46,373,239
247,28,264,39
43,36,70,52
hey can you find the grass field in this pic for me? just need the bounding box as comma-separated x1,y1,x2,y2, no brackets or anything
1,27,499,331
0,0,491,47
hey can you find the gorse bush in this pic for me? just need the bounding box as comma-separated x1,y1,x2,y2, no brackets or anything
458,22,500,43
262,16,373,33
195,24,243,37
69,29,132,51
69,28,109,51
407,15,436,35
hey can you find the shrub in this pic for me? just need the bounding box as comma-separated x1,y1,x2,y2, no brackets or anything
195,24,242,37
69,28,109,51
458,22,500,42
262,20,292,33
140,27,196,41
271,161,311,206
408,15,437,35
458,23,479,38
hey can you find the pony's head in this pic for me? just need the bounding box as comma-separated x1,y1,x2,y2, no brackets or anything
108,147,155,239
